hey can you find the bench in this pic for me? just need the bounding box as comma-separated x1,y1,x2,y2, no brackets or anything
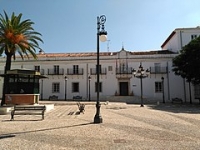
49,95,58,100
11,105,46,120
77,102,85,114
172,98,183,104
73,96,82,101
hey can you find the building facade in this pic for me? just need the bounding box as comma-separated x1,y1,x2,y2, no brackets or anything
161,27,200,53
0,27,199,103
161,27,200,102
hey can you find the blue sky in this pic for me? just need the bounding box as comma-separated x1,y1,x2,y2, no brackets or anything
1,0,200,53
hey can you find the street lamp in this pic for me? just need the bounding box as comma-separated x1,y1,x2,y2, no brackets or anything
88,76,91,101
133,63,150,107
64,76,68,101
94,15,107,124
161,77,165,103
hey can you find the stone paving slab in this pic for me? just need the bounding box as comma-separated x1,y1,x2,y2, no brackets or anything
0,102,200,150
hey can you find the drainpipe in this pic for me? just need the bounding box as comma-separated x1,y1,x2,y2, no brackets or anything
180,30,187,102
167,62,170,101
86,63,89,100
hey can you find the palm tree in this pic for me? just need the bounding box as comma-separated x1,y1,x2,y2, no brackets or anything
0,11,43,106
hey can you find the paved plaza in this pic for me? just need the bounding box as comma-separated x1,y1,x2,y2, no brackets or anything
1,102,200,150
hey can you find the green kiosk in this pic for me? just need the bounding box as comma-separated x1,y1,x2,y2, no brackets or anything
1,69,47,105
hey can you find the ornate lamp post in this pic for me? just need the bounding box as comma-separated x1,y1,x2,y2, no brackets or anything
94,15,107,124
88,76,91,101
64,76,68,101
133,63,150,107
161,77,165,103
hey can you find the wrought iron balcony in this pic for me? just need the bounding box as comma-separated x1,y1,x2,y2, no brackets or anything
90,68,107,75
48,68,64,75
67,68,84,75
116,67,133,74
34,69,45,75
150,67,167,74
39,69,45,75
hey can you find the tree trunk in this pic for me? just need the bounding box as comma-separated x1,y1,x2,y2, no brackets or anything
1,54,12,106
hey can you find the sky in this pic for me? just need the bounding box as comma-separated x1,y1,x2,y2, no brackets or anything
1,0,200,53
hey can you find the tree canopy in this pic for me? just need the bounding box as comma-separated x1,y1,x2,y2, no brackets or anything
172,36,200,84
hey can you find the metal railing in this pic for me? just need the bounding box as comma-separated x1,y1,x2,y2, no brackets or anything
48,68,64,75
90,68,107,75
116,67,132,74
67,68,84,75
150,67,167,74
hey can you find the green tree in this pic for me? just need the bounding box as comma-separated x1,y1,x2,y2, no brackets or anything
172,36,200,84
0,11,43,106
173,36,200,104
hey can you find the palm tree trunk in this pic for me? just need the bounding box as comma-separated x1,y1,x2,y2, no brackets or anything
1,54,12,106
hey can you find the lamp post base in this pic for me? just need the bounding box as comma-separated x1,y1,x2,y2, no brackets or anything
94,103,103,123
94,115,103,123
140,104,144,107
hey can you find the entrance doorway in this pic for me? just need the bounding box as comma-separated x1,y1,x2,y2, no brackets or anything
120,82,128,96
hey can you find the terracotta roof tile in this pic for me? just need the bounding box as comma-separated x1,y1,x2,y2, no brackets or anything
14,50,175,59
36,52,115,58
130,50,176,55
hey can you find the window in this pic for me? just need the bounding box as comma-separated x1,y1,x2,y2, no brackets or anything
34,66,40,72
121,63,125,72
73,65,79,74
120,63,126,72
155,82,163,93
54,65,59,74
72,82,79,92
52,83,60,93
95,82,102,92
191,34,197,40
108,66,112,71
154,63,161,73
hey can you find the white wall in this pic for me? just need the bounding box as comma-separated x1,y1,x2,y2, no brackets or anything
162,28,200,53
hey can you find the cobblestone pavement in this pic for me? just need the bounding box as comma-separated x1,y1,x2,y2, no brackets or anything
1,102,200,150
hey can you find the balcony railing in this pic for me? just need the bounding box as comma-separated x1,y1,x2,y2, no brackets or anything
40,69,45,75
48,68,64,75
116,67,133,74
35,69,45,75
90,68,107,75
67,68,84,75
150,67,167,74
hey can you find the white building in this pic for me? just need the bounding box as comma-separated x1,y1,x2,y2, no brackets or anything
0,27,200,103
161,27,200,53
161,27,200,102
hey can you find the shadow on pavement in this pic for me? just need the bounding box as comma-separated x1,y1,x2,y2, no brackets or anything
0,134,16,139
0,122,93,138
147,102,200,114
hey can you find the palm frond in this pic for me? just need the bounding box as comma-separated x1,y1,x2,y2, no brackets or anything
0,10,43,62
